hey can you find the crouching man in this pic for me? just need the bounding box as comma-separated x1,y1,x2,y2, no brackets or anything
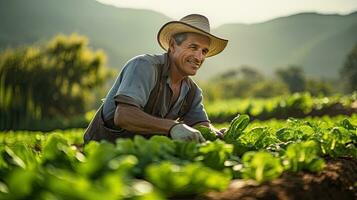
84,14,228,144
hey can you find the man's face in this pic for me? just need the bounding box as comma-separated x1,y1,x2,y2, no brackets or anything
170,33,210,76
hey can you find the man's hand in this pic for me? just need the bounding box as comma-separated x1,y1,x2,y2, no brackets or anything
169,124,206,143
215,127,227,139
207,127,226,139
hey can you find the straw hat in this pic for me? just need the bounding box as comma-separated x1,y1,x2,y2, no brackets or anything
157,14,228,57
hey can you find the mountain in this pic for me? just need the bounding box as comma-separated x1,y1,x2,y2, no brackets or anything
0,0,169,69
0,0,356,80
207,12,357,79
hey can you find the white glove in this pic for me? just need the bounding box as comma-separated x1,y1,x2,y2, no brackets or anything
169,123,206,143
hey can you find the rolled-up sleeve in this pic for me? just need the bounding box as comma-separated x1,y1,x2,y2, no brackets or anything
183,87,210,126
114,58,157,108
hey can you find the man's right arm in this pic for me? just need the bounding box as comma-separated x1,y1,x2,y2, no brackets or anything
114,103,176,135
114,103,205,142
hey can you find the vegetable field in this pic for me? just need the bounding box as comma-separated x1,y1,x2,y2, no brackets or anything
205,93,357,123
1,114,356,199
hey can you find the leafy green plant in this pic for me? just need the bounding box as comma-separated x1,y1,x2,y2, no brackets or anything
197,140,233,170
145,161,231,197
241,151,283,183
41,133,80,170
283,141,325,172
194,125,217,141
224,114,250,143
174,141,199,161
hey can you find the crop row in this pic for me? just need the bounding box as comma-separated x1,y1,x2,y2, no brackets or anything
205,92,357,123
0,115,356,199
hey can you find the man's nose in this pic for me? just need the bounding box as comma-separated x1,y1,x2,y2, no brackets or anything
194,50,205,61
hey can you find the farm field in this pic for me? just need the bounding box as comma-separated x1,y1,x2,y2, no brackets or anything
1,114,356,199
1,1,356,199
205,93,357,123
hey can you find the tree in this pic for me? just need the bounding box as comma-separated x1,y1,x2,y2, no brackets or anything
249,80,289,98
240,66,264,82
305,79,334,96
276,66,306,93
202,66,272,99
340,43,357,93
0,34,113,130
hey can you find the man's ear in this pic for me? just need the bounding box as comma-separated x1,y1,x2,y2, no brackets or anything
169,38,176,53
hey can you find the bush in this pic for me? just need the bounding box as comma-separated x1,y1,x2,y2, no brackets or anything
0,34,113,130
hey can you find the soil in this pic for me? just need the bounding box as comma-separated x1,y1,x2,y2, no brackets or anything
201,157,357,200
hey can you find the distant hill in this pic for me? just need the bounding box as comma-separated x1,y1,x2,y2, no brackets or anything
208,12,357,79
0,0,356,80
0,0,169,70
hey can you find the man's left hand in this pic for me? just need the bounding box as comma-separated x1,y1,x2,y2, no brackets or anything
215,128,227,139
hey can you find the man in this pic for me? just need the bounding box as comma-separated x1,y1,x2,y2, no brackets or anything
83,14,228,144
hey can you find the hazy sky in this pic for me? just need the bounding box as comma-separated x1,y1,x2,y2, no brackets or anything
97,0,357,27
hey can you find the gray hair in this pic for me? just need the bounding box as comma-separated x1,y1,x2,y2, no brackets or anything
173,32,188,45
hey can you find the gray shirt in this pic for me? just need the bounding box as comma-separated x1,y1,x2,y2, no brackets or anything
102,53,209,129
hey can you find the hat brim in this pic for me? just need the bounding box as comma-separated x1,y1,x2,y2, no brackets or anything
157,21,228,57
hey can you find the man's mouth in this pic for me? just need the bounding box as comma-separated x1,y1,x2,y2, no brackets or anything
187,59,200,69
